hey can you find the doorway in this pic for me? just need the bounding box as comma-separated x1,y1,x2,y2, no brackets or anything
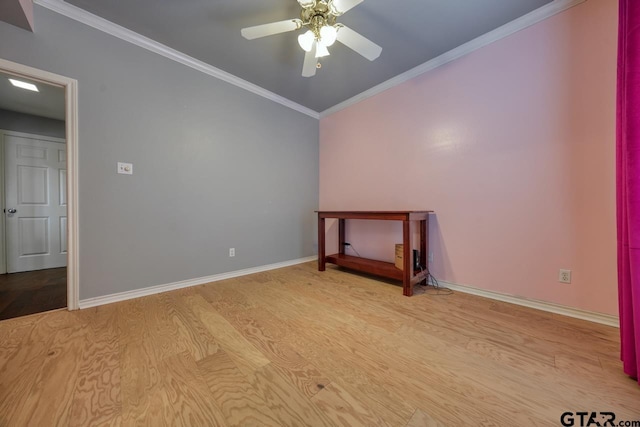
4,132,68,273
0,58,79,319
0,131,67,319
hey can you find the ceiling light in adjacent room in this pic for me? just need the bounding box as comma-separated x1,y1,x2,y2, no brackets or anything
9,78,39,92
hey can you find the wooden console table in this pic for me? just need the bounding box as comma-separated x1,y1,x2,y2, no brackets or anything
316,211,432,296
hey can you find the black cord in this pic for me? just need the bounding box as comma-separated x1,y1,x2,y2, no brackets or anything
343,242,361,257
345,243,451,296
416,263,452,296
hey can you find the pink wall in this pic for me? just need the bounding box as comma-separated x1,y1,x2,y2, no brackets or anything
319,0,619,315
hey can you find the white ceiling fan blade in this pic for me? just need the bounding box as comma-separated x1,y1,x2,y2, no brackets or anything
302,45,317,77
330,0,363,15
241,19,301,40
336,25,382,61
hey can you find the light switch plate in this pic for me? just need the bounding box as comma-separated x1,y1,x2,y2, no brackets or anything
117,162,133,175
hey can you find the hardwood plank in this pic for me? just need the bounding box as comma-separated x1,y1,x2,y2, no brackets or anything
249,363,337,427
156,352,228,426
465,337,556,372
276,269,404,333
311,382,390,427
68,326,121,426
332,378,415,427
0,267,66,320
0,289,21,313
406,409,445,427
7,324,88,426
197,349,280,427
116,298,151,346
0,310,81,419
158,292,219,361
120,340,162,424
215,304,309,370
199,283,256,312
268,362,332,399
0,320,33,368
185,293,270,376
278,324,414,426
0,323,57,420
138,295,190,361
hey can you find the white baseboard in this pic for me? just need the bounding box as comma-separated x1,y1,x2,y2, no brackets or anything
78,256,317,309
79,258,619,329
439,280,619,328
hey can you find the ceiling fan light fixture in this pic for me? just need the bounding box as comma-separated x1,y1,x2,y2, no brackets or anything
298,30,315,52
315,42,330,58
241,0,379,77
328,0,341,15
320,25,337,46
297,0,316,9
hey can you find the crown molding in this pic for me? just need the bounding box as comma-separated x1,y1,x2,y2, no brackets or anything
33,0,586,121
320,0,587,118
33,0,320,119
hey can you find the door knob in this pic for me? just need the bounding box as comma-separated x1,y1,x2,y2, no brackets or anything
6,208,17,216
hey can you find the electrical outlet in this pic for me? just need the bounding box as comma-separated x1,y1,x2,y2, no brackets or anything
229,248,235,257
559,269,571,284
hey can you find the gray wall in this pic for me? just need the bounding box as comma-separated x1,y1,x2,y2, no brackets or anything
0,108,66,139
0,6,319,299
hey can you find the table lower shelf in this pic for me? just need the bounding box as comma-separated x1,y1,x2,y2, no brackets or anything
325,253,427,285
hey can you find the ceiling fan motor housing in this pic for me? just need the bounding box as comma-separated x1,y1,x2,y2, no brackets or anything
301,1,337,37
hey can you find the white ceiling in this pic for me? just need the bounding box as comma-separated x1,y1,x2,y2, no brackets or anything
0,71,65,120
59,0,555,113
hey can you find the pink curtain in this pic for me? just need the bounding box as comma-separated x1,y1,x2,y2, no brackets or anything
617,0,640,384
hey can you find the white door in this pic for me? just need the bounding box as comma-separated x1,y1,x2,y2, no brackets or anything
4,135,67,273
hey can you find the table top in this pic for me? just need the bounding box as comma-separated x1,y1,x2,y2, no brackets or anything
316,210,433,220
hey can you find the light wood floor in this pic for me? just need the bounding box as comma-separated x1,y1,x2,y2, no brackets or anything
0,262,638,426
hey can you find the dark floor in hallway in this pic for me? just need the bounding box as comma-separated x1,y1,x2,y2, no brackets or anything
0,268,66,321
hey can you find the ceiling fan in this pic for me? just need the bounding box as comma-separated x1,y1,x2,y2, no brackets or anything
241,0,382,77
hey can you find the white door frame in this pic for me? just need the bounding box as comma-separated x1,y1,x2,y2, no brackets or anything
0,58,79,310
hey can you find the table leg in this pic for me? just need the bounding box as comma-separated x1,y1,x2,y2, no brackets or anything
420,219,427,270
338,219,345,255
403,220,412,296
318,215,325,271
